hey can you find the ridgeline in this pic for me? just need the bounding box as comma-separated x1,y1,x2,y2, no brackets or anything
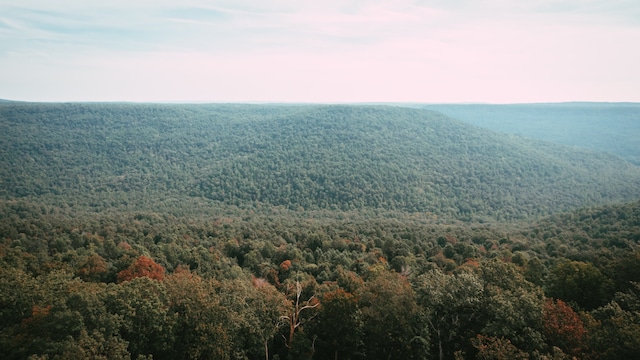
1,103,639,221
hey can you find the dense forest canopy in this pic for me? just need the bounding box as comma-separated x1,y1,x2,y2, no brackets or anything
1,103,639,221
420,103,640,165
1,102,639,360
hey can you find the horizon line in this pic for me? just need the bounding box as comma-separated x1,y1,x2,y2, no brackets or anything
1,98,639,106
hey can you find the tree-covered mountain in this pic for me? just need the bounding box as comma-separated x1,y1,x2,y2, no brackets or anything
2,102,640,359
1,103,639,221
420,102,640,165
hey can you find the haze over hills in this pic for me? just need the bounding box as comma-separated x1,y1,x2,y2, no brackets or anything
1,102,639,221
419,103,640,165
2,102,640,360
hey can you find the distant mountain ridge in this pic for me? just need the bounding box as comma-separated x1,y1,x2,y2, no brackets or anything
419,103,640,165
1,103,639,221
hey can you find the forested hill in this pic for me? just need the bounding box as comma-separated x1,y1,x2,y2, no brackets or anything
420,103,640,165
1,103,639,221
2,103,640,360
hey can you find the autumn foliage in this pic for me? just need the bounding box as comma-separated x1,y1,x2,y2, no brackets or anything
543,298,587,356
280,259,292,272
117,255,165,282
76,254,107,281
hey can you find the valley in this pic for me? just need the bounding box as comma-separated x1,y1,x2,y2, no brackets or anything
0,102,638,360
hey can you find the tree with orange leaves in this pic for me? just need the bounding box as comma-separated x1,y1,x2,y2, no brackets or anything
543,298,587,357
117,255,165,282
280,259,292,272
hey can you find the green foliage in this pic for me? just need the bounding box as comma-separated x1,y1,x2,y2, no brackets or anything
162,270,235,359
471,335,529,360
415,268,483,359
587,299,640,359
104,277,172,358
1,200,638,359
0,103,639,359
310,288,364,360
546,260,613,310
1,103,639,220
359,271,428,360
422,103,640,165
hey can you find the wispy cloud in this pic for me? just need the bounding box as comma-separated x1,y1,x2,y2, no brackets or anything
0,0,639,102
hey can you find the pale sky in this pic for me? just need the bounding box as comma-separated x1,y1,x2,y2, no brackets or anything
1,0,639,103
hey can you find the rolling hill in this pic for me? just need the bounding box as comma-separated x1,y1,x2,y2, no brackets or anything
420,103,640,165
1,102,639,221
1,102,640,360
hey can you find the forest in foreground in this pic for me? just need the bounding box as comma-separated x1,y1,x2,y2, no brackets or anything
0,103,639,360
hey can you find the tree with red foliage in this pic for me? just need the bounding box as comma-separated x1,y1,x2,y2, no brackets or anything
117,255,165,282
543,298,587,357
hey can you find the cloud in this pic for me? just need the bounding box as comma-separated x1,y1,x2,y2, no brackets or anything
0,0,639,102
0,1,441,53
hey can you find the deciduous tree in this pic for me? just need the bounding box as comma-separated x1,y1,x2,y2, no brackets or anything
116,255,164,283
543,298,587,357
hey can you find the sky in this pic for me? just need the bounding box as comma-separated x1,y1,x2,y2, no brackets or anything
0,0,639,103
